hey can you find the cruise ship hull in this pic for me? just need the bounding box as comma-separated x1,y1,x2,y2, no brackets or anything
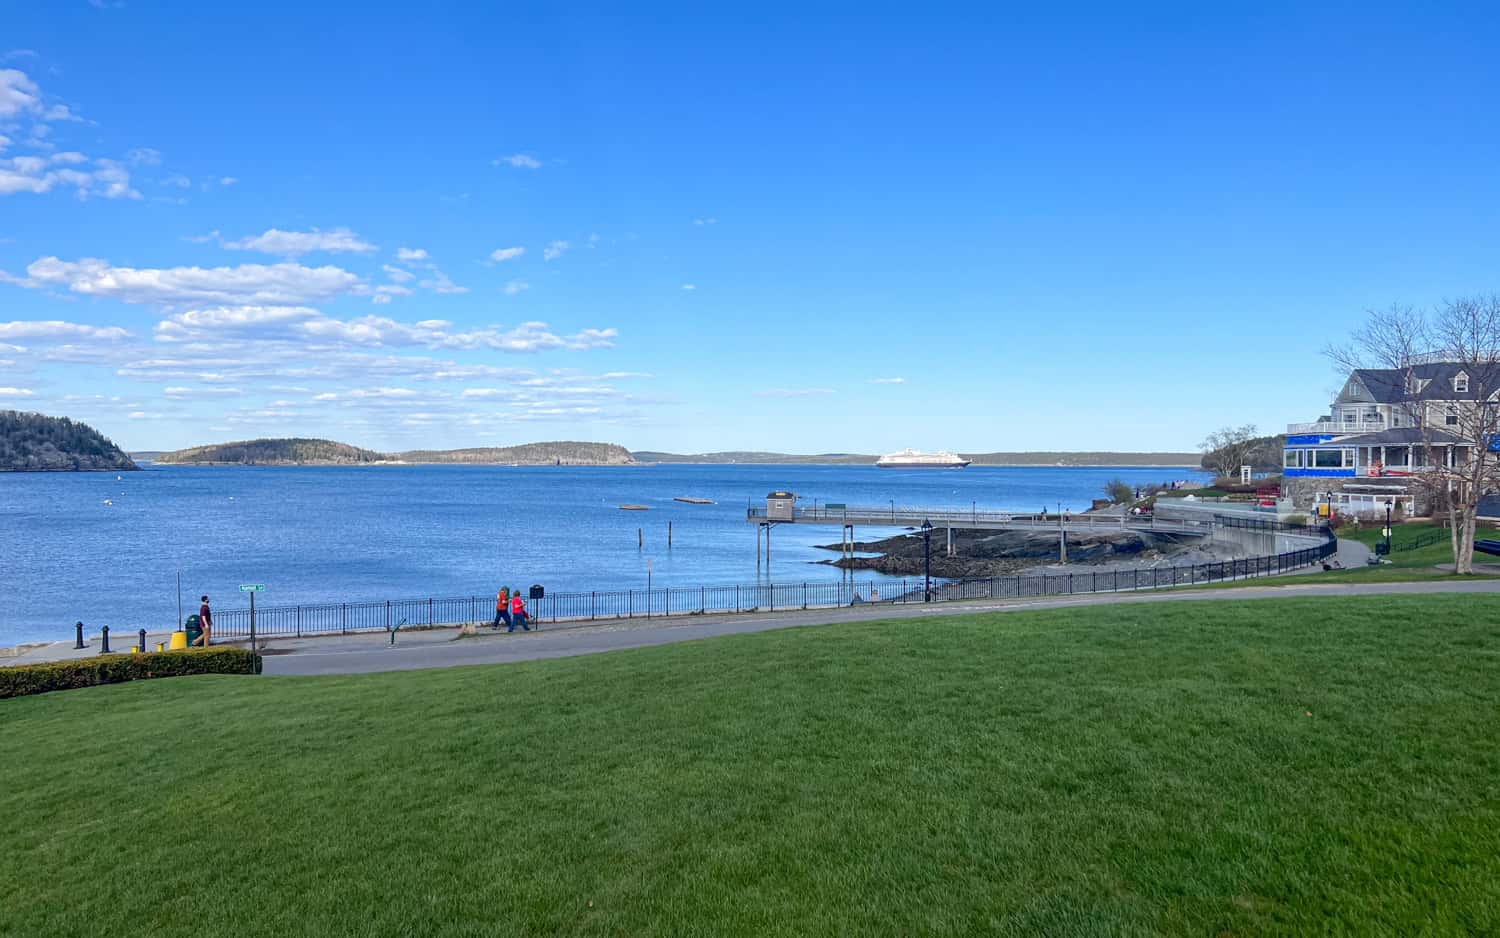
875,461,971,469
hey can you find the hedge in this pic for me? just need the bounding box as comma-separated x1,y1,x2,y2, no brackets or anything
0,647,262,699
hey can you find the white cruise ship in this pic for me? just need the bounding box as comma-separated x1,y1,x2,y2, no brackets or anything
874,448,971,469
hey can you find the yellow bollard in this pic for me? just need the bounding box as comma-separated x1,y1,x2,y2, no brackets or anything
168,631,188,650
156,642,165,652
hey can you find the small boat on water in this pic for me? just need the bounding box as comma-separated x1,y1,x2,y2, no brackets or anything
618,504,650,511
673,497,715,504
875,448,971,469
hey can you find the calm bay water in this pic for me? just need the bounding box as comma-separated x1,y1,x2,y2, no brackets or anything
0,463,1208,645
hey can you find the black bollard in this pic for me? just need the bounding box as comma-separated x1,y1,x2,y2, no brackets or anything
138,628,147,653
74,621,85,650
100,625,110,654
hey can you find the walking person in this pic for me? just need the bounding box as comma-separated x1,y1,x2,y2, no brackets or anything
494,587,511,629
195,595,212,646
509,589,530,632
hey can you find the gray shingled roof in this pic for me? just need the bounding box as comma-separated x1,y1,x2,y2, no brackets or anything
1350,363,1500,403
1332,427,1465,446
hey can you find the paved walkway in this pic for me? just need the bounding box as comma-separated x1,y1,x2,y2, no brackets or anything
254,578,1500,676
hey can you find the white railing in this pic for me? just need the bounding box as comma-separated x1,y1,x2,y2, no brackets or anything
1285,419,1386,435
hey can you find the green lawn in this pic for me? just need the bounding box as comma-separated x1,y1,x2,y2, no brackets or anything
5,597,1500,936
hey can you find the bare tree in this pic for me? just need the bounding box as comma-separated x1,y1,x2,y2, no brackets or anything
1328,296,1500,574
1199,424,1260,478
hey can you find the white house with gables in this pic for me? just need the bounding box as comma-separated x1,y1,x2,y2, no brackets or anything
1284,361,1499,515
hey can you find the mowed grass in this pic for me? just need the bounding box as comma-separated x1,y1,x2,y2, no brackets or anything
4,597,1500,937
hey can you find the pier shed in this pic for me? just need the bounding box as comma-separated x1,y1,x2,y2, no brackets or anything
766,491,796,521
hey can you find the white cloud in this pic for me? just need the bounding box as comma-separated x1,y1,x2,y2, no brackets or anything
162,173,192,189
693,217,717,226
503,280,529,295
494,153,541,169
126,148,161,166
489,246,525,263
0,69,40,119
0,320,130,341
154,306,323,342
163,386,243,399
543,240,570,261
223,227,376,256
152,305,617,354
44,103,81,122
755,388,836,398
0,386,34,397
396,247,428,261
1,155,140,199
417,270,467,295
219,176,238,186
382,265,414,283
871,377,906,384
0,134,10,153
681,284,696,291
51,151,86,165
5,256,361,306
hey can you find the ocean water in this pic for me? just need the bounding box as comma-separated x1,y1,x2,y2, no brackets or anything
0,463,1209,645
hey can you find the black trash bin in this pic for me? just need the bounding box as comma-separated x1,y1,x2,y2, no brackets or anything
184,613,203,647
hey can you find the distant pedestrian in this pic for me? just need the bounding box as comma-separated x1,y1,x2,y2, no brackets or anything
509,590,530,632
870,586,880,602
494,587,511,629
196,595,212,646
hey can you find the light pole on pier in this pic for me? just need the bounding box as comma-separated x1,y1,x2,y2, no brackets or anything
921,519,934,602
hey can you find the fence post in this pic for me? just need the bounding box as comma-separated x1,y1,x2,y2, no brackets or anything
628,590,633,618
1069,573,1074,594
736,585,740,613
901,578,906,603
428,598,433,626
342,603,347,635
701,585,706,614
803,582,808,609
74,621,85,649
385,600,390,631
989,576,995,598
770,584,775,612
296,605,302,638
591,591,596,620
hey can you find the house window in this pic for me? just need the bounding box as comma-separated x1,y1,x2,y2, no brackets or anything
1313,449,1344,468
1456,374,1469,393
1284,450,1304,469
1446,405,1459,426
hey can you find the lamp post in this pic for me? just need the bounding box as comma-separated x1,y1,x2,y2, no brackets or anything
921,519,934,602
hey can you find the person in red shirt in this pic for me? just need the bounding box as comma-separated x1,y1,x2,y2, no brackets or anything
508,590,530,632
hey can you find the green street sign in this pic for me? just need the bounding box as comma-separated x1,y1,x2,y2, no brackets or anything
239,584,265,592
825,503,847,510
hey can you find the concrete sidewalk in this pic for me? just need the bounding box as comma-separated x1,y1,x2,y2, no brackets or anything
253,577,1500,676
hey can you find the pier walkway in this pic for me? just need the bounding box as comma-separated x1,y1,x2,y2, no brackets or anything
745,505,1210,537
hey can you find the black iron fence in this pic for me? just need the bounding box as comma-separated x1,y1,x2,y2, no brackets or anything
210,521,1337,640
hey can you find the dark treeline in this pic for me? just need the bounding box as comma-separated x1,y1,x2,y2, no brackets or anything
157,438,384,465
0,411,138,472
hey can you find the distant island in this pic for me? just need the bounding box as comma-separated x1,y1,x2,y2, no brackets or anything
0,411,138,472
634,450,1201,467
393,442,635,466
151,438,1201,469
156,438,384,466
156,438,636,466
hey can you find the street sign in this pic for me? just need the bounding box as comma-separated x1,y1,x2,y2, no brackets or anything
826,503,847,510
239,584,265,592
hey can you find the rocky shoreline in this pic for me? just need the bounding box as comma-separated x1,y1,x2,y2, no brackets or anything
815,527,1231,579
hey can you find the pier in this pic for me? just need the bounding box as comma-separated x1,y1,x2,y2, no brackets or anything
747,497,1211,571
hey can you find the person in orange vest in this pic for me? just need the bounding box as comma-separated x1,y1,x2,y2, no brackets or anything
493,587,511,629
509,588,530,632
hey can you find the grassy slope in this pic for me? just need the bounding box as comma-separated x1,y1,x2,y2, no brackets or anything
5,597,1500,936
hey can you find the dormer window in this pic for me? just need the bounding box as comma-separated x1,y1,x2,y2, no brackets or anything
1455,372,1469,393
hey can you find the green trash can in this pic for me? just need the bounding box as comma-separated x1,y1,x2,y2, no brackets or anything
184,613,203,647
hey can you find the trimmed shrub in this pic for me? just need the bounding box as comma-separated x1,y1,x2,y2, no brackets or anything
0,647,261,699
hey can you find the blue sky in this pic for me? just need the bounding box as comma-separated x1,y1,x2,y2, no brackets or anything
2,2,1498,454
